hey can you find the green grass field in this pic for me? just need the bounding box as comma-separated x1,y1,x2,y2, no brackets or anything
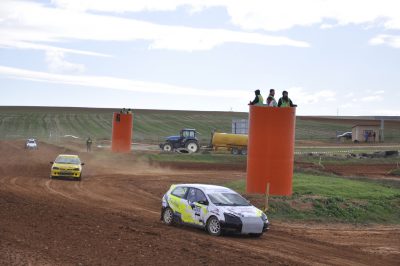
226,172,400,224
1,106,400,144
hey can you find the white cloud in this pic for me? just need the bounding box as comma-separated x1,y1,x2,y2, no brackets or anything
0,40,111,57
51,0,400,31
51,0,191,13
339,103,353,108
320,24,337,30
286,87,336,105
369,35,400,48
360,95,383,102
0,0,309,53
0,65,250,98
375,109,400,115
45,50,85,73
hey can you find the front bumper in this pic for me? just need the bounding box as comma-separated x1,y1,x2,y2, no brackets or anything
221,214,269,234
51,170,81,178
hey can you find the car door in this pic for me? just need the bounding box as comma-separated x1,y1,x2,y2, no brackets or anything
186,188,209,226
168,186,191,223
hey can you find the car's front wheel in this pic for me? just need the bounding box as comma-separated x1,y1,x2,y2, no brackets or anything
162,207,174,225
249,233,263,237
206,216,221,236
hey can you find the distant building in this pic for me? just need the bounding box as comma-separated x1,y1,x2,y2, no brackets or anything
352,125,381,142
232,119,248,134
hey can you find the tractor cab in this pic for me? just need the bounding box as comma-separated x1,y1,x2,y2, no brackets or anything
180,128,197,139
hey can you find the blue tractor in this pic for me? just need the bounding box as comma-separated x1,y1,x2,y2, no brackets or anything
159,128,199,153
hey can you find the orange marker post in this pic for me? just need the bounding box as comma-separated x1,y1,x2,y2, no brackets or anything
246,106,296,196
111,112,133,153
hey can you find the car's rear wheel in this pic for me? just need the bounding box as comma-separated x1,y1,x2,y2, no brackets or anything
249,233,263,237
206,216,221,236
162,207,174,225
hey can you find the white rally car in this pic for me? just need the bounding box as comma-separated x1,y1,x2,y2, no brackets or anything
161,184,269,237
25,138,38,149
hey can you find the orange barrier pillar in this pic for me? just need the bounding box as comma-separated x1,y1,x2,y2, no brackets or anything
111,113,133,153
246,106,296,196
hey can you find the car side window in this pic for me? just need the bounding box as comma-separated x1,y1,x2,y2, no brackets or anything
187,188,208,205
187,188,197,202
195,189,208,204
171,187,188,198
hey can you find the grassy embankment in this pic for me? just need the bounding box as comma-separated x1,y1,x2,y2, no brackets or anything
140,152,400,224
295,154,400,165
227,171,400,224
1,106,400,143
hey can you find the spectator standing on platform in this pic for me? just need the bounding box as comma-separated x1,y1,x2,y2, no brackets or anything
266,89,278,107
249,90,264,106
278,91,297,107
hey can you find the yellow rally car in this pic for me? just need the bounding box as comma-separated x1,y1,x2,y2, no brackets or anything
50,154,84,181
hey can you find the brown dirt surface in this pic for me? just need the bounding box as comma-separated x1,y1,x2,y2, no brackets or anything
1,141,400,265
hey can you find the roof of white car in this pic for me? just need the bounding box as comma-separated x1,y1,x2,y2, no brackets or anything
174,184,234,193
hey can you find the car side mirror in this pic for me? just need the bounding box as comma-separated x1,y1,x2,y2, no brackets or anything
198,200,208,206
81,163,85,166
50,162,53,164
189,202,195,209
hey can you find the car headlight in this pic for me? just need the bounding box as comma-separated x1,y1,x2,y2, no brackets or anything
52,167,59,170
224,213,241,224
261,212,268,222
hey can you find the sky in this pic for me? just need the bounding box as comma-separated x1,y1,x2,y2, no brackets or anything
1,0,400,115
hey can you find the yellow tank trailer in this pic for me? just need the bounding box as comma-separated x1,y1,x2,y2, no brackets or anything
211,132,248,155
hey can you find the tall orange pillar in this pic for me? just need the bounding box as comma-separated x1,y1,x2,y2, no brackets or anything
111,113,133,153
246,106,296,196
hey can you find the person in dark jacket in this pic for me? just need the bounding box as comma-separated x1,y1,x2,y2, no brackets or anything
266,89,277,107
278,91,297,107
86,137,92,152
249,90,264,106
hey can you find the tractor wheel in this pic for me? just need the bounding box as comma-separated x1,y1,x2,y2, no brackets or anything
163,143,173,152
231,148,239,155
185,141,199,153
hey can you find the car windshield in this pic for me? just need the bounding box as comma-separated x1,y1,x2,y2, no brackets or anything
55,157,80,164
207,192,250,206
28,140,35,144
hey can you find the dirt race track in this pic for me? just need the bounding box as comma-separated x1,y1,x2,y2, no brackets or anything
1,141,400,265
